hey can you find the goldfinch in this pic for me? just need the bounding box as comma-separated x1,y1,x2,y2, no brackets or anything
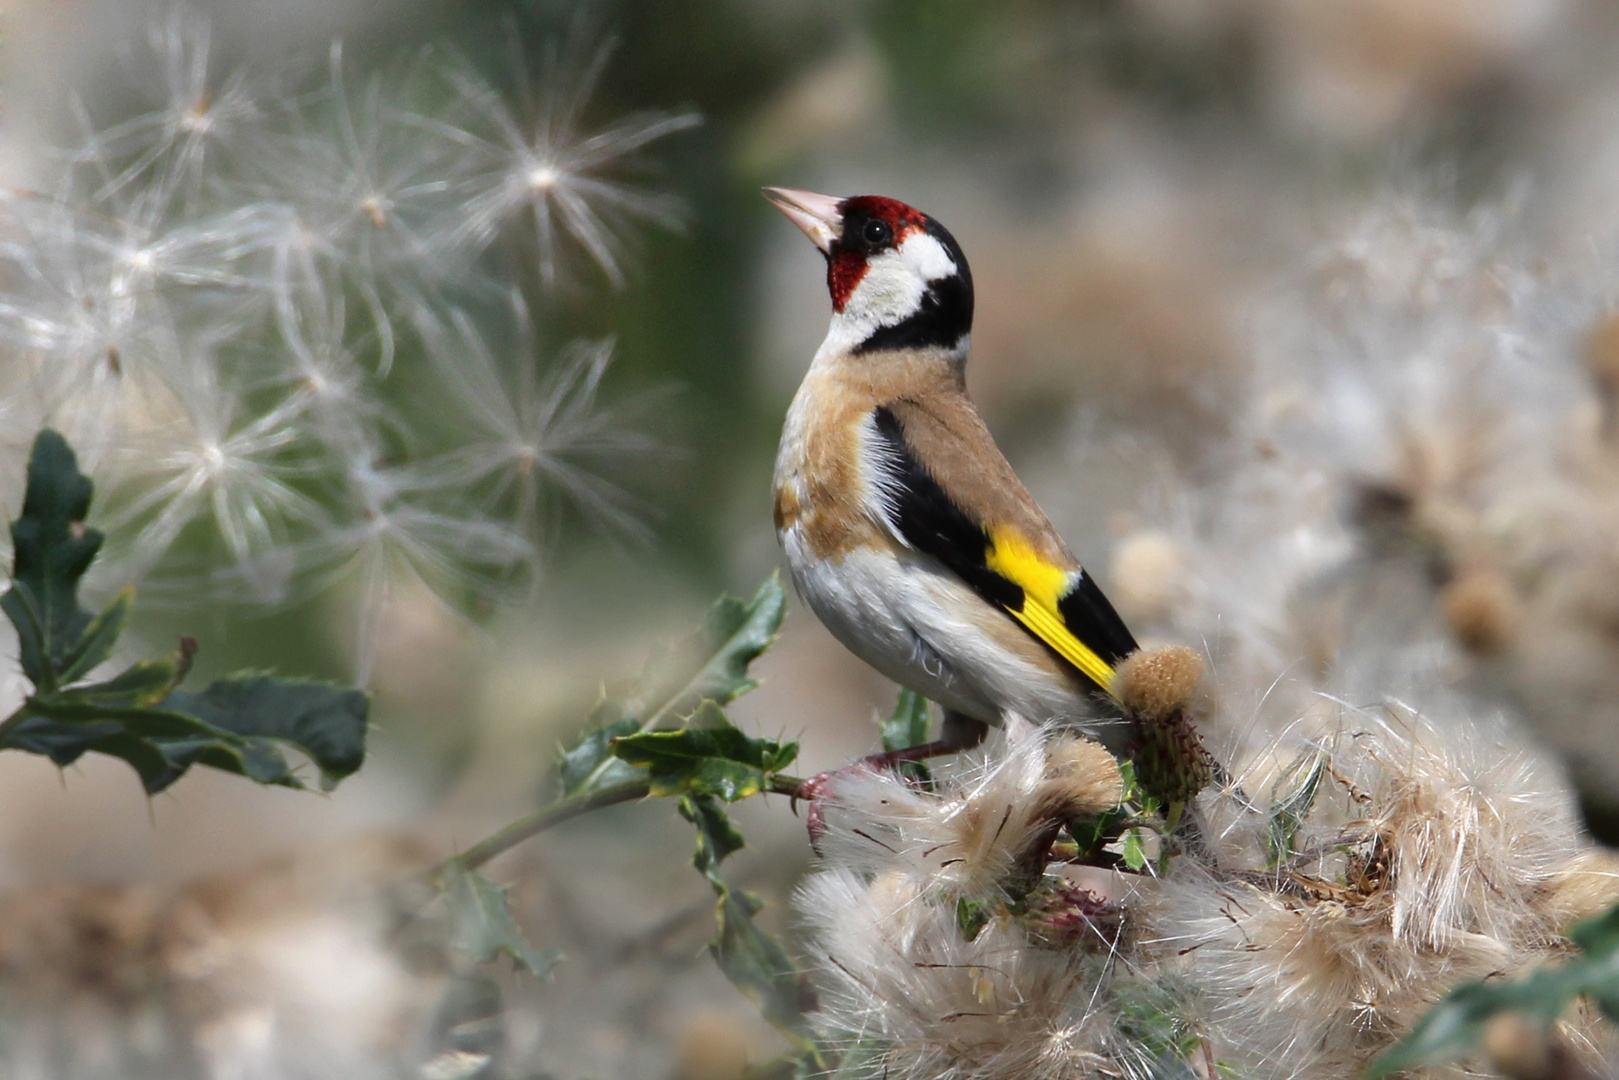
764,187,1139,758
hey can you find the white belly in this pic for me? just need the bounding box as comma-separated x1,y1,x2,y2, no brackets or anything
781,528,1091,728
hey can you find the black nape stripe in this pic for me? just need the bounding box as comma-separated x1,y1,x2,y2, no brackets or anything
854,273,973,354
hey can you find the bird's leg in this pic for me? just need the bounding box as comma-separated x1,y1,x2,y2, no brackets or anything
792,710,990,845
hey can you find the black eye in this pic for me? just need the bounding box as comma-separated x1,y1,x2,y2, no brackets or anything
862,219,891,247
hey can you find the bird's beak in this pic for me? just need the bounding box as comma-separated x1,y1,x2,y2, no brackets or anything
763,187,842,254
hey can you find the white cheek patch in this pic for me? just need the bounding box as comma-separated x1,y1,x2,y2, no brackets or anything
899,231,957,283
817,232,958,358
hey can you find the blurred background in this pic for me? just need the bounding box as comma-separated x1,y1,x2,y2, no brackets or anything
5,0,1619,1076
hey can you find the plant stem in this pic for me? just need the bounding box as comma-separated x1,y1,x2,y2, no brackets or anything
439,771,810,880
448,778,652,875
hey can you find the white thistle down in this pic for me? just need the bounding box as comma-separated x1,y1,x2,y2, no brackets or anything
796,719,1178,1080
440,21,702,288
1150,709,1613,1078
0,7,695,678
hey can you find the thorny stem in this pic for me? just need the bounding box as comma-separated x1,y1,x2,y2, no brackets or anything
440,772,806,878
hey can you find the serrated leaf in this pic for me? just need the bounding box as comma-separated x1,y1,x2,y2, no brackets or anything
3,718,176,789
71,637,195,707
633,576,786,721
559,576,786,797
442,861,561,979
56,586,132,686
2,673,367,795
557,711,643,796
1265,748,1326,868
161,674,368,788
680,794,819,1054
611,702,797,801
1,431,101,691
685,789,747,884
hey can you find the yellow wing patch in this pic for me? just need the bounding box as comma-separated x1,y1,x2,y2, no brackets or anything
984,526,1116,694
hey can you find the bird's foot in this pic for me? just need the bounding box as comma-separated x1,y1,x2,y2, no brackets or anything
792,715,992,848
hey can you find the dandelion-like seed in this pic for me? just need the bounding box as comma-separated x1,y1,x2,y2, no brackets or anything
73,7,260,209
100,357,322,582
0,6,687,678
444,22,701,287
409,296,661,554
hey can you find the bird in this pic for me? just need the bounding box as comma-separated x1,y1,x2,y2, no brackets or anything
763,187,1140,766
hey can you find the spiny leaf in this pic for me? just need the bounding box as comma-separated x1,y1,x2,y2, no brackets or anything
5,673,367,795
557,708,642,797
633,575,787,721
559,575,786,797
55,587,133,686
1266,747,1327,868
1,430,101,691
161,674,368,789
69,636,195,707
0,430,369,798
611,702,797,801
442,861,561,979
680,794,820,1054
685,789,747,884
880,687,931,784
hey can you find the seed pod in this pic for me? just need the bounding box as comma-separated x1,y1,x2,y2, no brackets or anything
1114,645,1213,807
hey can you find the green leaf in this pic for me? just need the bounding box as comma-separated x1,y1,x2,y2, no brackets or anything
559,576,786,797
636,575,787,720
1,430,101,691
160,674,368,789
3,673,367,795
1367,900,1619,1077
1265,748,1327,868
685,789,748,884
680,794,820,1055
880,688,932,784
610,702,797,801
70,636,196,707
557,708,643,796
1122,830,1148,872
55,586,133,685
442,860,561,979
0,430,369,798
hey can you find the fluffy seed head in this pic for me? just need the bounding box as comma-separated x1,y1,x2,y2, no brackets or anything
1041,734,1124,819
1114,645,1206,722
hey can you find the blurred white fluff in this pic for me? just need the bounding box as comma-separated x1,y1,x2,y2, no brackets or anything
0,836,440,1080
1109,188,1619,787
0,5,695,680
